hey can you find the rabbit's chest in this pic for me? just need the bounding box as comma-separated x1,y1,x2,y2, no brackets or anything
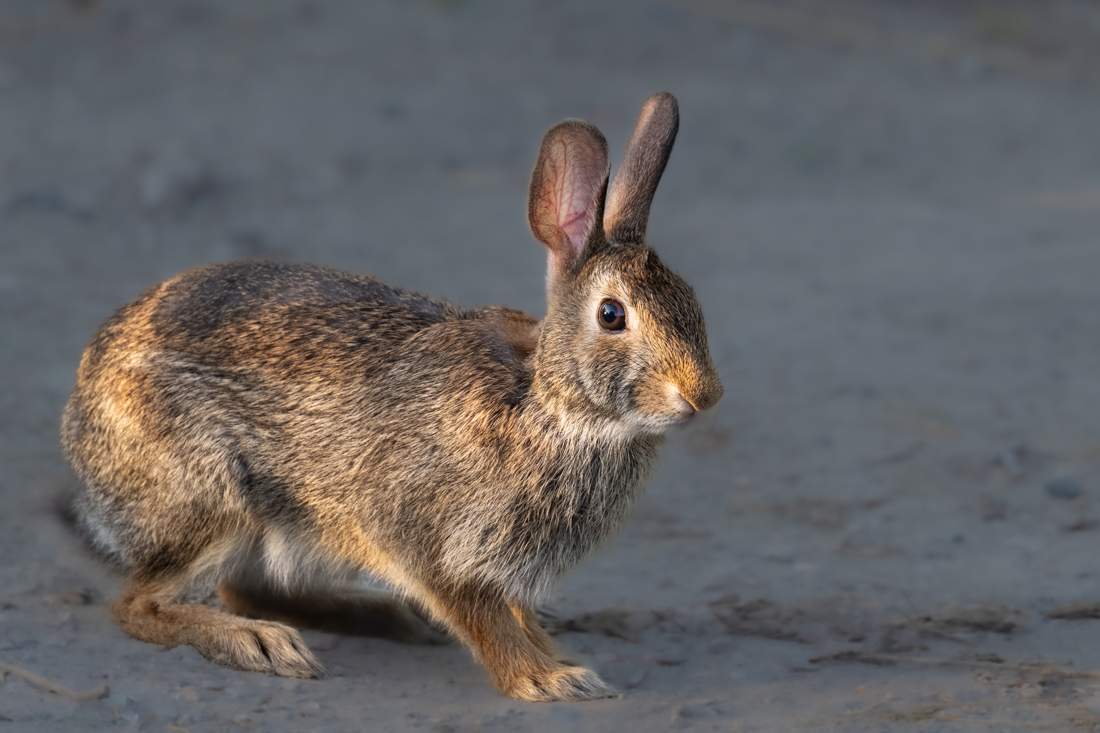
437,436,660,602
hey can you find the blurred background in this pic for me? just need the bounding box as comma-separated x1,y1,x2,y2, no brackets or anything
2,1,1100,730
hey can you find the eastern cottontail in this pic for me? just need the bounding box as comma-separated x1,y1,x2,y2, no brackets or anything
61,92,722,702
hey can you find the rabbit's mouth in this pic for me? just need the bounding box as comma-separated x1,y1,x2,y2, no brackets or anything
632,380,700,428
668,390,700,424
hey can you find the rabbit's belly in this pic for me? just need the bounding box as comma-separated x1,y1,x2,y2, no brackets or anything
79,501,127,563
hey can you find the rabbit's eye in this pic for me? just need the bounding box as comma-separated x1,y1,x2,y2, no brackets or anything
598,299,626,331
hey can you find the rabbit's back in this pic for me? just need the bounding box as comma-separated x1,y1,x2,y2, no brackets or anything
137,260,463,354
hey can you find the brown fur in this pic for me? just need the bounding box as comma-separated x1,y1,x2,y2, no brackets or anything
61,93,721,701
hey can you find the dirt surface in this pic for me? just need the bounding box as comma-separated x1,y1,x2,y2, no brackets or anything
3,0,1100,730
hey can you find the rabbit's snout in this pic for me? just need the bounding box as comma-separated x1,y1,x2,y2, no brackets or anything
679,368,723,415
672,372,723,422
636,368,722,424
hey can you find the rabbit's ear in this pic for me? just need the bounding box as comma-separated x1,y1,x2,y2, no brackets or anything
604,92,679,243
528,120,609,276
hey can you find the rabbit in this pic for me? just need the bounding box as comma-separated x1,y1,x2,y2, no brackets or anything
60,92,722,702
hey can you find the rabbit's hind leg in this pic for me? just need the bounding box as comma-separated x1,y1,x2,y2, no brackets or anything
218,580,449,645
425,585,616,702
112,576,327,679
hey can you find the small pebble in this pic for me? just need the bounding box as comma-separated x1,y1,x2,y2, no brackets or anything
108,691,133,707
1045,478,1083,500
61,590,92,605
670,704,699,728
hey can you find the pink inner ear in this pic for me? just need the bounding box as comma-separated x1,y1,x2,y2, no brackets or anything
560,208,589,249
554,141,599,258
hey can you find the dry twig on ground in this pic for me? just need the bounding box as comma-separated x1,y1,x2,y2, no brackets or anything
0,659,109,702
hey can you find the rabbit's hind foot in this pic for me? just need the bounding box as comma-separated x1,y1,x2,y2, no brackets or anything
112,579,328,679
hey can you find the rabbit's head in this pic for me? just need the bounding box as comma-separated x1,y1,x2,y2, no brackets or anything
528,93,722,435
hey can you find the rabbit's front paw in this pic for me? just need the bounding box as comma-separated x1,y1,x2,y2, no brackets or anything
505,665,617,702
195,620,328,679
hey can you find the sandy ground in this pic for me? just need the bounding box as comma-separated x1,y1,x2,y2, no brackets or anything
3,0,1100,730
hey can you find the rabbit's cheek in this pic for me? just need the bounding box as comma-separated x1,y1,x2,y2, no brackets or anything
577,342,634,406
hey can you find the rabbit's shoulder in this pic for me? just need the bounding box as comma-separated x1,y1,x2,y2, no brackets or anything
381,306,538,411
